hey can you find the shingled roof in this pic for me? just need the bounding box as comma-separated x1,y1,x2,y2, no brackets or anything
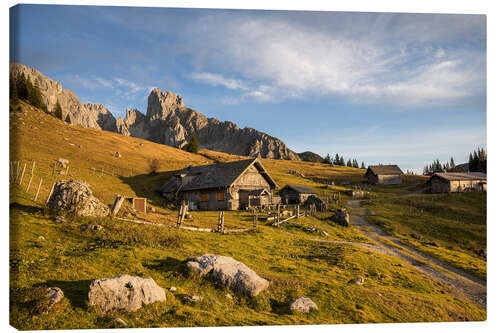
162,158,277,192
366,165,403,176
430,172,487,181
279,184,317,194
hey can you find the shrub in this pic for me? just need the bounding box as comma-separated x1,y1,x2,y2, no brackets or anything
185,135,199,154
149,158,160,174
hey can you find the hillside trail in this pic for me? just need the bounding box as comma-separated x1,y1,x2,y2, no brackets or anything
345,199,486,308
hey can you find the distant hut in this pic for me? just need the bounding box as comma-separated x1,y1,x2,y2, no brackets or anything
160,158,277,210
279,185,317,204
364,165,403,185
428,172,487,193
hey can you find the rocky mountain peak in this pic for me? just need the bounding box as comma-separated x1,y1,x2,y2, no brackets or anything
146,88,184,120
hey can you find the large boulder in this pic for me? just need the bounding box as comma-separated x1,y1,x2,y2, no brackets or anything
88,275,166,313
47,179,109,217
186,254,269,297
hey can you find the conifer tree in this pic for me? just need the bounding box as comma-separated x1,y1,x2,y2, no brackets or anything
65,114,71,124
54,101,63,120
361,162,366,169
185,135,199,153
346,159,352,167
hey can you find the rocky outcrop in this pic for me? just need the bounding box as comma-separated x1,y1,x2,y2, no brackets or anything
186,254,269,297
88,275,166,312
10,63,116,130
298,151,324,163
10,63,299,160
119,89,299,160
47,179,109,217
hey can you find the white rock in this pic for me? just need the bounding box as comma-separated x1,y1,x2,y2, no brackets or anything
289,296,318,313
88,275,166,312
186,254,269,297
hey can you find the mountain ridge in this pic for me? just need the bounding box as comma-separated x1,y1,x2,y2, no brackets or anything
10,62,299,160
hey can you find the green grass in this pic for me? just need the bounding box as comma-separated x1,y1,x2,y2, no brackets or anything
362,192,486,280
9,101,486,329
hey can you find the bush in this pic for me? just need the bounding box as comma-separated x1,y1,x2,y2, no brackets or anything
149,158,160,174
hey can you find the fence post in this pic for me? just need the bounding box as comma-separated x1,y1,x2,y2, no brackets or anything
45,182,56,205
177,201,187,227
277,204,281,224
15,161,20,183
217,211,225,233
296,205,300,219
111,195,125,216
253,210,258,230
18,163,26,185
34,178,43,202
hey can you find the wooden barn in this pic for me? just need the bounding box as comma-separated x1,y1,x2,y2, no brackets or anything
428,172,487,193
161,158,277,211
365,165,403,185
279,185,317,204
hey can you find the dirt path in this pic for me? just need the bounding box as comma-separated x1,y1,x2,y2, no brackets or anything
345,200,486,308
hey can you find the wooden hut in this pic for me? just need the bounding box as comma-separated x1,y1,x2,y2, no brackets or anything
161,158,277,210
278,185,317,204
428,172,487,193
365,165,403,185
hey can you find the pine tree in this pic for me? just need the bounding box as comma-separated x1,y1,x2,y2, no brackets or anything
450,157,455,169
65,114,71,124
339,156,345,166
334,153,341,166
185,135,199,153
361,162,366,169
346,159,352,167
352,159,359,168
10,73,18,101
15,73,29,101
323,153,332,165
53,101,63,120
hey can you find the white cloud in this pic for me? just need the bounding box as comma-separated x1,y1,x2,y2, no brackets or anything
190,72,248,91
184,14,485,107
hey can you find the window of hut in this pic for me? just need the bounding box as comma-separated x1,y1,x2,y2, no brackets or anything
200,193,209,202
217,191,225,201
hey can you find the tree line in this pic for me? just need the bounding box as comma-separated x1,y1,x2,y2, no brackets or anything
322,153,366,169
422,147,486,175
10,72,70,123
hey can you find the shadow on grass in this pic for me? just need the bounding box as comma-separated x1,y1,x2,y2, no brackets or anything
118,170,178,207
35,279,94,310
10,202,43,215
143,256,186,276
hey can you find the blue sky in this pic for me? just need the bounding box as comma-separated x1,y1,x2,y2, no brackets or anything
10,4,486,173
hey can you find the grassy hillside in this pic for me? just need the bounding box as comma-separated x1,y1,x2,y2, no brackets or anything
362,193,487,280
9,100,486,329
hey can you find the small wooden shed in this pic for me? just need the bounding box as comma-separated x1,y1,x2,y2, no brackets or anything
279,185,317,204
428,172,487,193
365,165,403,185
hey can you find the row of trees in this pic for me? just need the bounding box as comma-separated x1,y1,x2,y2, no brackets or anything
422,147,486,175
323,153,366,169
10,72,70,123
469,148,487,173
422,157,456,175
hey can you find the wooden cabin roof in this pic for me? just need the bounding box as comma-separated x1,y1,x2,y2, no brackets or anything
162,158,277,192
365,165,403,176
279,184,317,194
430,172,487,182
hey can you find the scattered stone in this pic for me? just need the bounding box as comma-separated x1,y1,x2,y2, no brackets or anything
115,152,121,158
304,227,317,233
365,209,375,216
139,143,144,147
186,254,269,297
184,213,193,220
320,230,329,237
169,286,177,292
114,318,128,327
80,224,104,232
46,287,65,304
53,215,67,223
88,275,166,312
150,206,156,213
38,236,45,241
426,241,439,247
225,293,233,299
47,180,109,217
392,263,404,267
183,295,204,303
57,158,69,168
331,208,350,227
348,277,365,285
410,233,422,240
289,296,318,314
